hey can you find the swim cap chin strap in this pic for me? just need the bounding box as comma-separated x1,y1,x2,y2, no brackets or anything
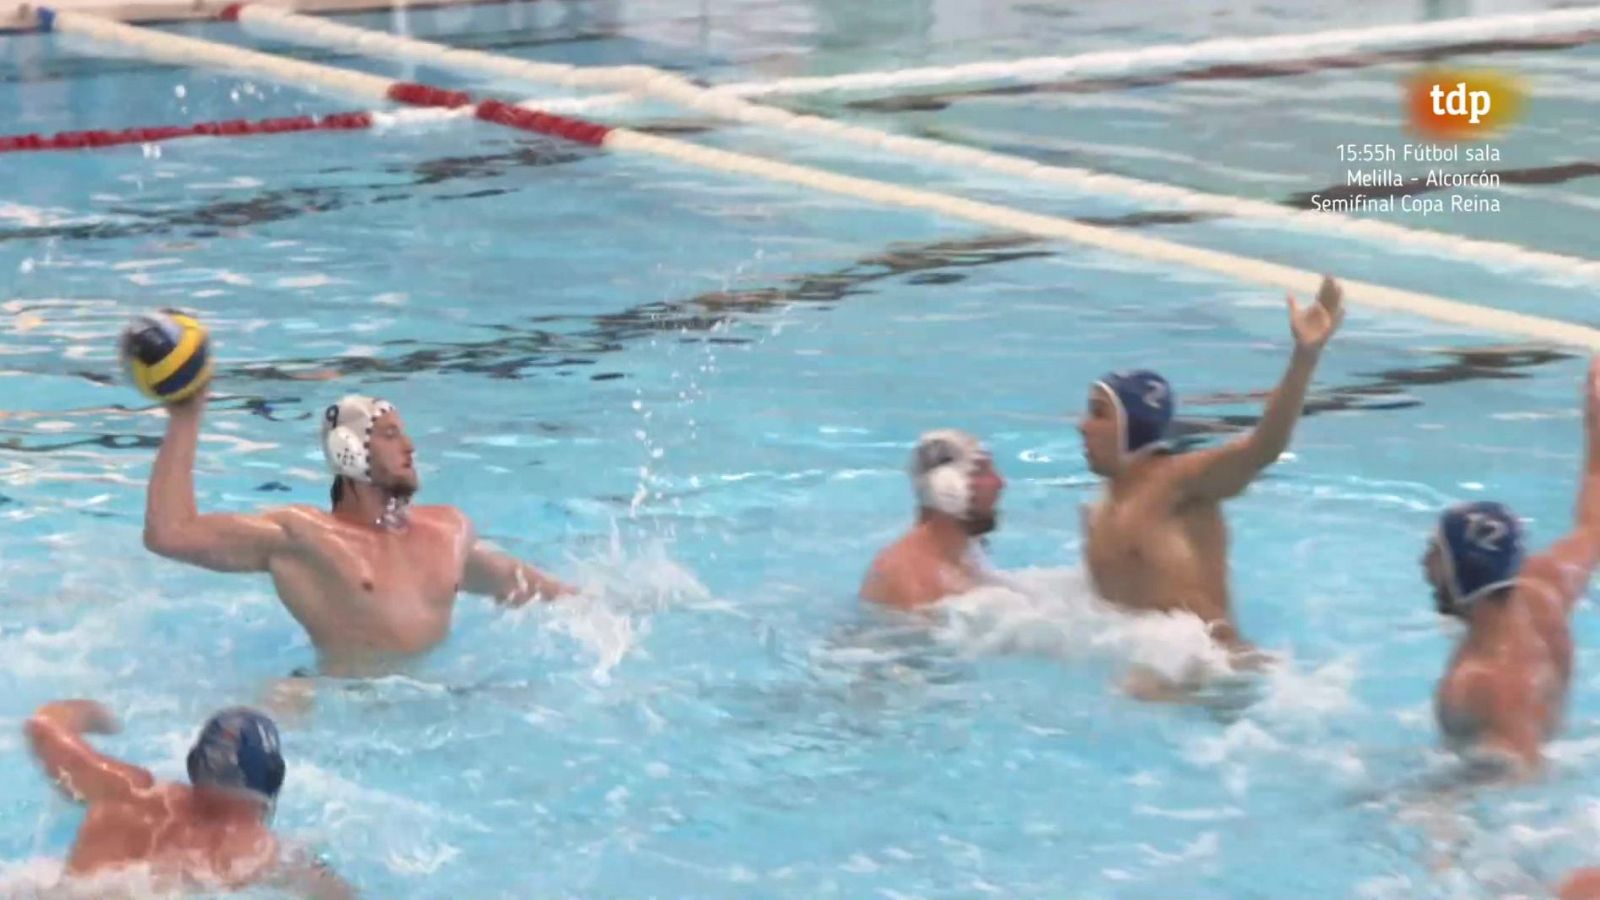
912,429,988,520
322,395,395,482
1096,370,1174,460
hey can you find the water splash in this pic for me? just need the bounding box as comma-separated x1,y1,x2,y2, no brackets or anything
928,566,1235,686
516,535,712,683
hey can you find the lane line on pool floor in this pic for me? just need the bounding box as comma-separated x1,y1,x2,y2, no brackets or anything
226,3,1600,285
35,7,1600,353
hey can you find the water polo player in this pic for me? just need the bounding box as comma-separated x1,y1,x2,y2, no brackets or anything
128,310,575,677
26,699,352,896
1425,358,1600,772
861,428,1007,609
1077,275,1343,695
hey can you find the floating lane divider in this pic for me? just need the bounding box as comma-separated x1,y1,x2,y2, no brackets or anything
228,3,1600,283
33,8,612,148
0,106,484,154
37,9,1600,350
678,7,1600,98
0,111,376,153
42,7,396,102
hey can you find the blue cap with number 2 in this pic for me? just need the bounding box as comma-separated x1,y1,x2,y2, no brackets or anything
1436,501,1524,611
1095,370,1175,456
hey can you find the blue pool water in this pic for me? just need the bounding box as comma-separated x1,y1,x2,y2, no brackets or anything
4,1,1600,896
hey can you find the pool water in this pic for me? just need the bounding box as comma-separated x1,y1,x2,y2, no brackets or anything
4,1,1600,897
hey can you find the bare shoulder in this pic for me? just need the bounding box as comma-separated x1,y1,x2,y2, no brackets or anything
1130,453,1196,501
861,536,912,599
412,505,473,533
262,504,332,531
411,504,468,520
869,535,914,573
260,505,337,548
1511,573,1576,648
1519,554,1585,607
105,781,186,817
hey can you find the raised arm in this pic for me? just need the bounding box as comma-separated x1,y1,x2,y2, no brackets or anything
25,700,154,805
1174,275,1344,502
142,392,290,573
1520,356,1600,614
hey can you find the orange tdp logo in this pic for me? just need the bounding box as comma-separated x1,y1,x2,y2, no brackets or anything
1405,68,1524,139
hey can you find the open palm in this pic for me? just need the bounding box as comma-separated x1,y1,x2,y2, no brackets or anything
1289,275,1344,352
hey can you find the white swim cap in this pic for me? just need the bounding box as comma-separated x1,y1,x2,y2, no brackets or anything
911,429,989,519
321,395,395,482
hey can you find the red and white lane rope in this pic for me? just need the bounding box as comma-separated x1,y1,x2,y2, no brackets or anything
228,3,1600,283
0,110,375,152
35,8,1600,350
38,8,613,145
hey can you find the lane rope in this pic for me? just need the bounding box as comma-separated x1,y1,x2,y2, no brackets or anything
37,8,1600,351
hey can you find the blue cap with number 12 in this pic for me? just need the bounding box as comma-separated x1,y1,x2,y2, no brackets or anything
1437,501,1524,611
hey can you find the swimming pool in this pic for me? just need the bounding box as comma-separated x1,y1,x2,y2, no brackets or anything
5,0,1600,896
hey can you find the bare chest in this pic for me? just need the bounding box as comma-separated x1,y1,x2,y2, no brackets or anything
278,516,469,616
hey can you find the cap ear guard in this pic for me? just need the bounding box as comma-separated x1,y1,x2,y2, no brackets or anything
922,464,972,518
911,430,984,519
324,407,371,482
321,396,394,483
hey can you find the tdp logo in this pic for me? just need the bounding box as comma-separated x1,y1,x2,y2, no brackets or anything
1430,83,1489,124
1405,68,1524,139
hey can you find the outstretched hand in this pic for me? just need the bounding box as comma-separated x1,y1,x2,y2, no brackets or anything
1288,275,1344,353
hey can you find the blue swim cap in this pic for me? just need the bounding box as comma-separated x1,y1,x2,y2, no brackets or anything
1095,370,1175,455
186,708,284,801
1436,501,1524,610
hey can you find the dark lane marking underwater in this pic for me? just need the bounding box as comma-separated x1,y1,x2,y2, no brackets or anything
0,229,1575,456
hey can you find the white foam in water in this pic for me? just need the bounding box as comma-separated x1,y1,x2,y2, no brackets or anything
284,762,478,884
1252,655,1360,724
1137,830,1221,867
183,176,266,191
0,857,218,899
1543,735,1600,768
510,535,712,682
928,566,1235,687
0,203,107,229
0,619,124,683
274,274,337,289
110,258,182,272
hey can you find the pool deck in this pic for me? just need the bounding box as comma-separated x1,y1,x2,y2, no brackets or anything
1,0,486,32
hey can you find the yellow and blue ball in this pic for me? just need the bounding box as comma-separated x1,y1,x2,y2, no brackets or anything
119,310,213,403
